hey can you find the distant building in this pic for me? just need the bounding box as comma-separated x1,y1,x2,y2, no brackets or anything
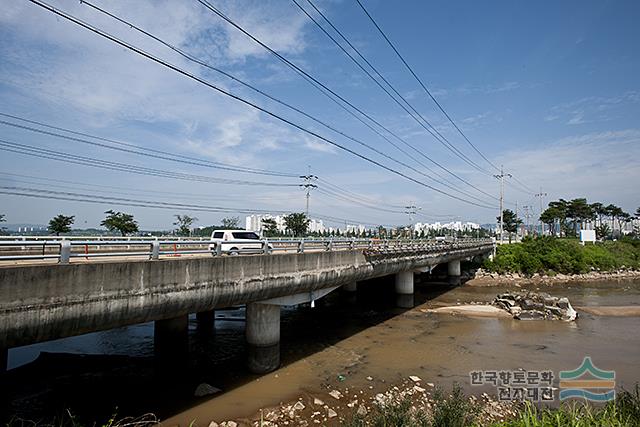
346,224,366,235
414,221,480,234
245,214,325,234
245,214,286,234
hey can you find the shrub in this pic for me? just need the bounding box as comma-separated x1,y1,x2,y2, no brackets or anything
484,237,640,275
431,383,478,427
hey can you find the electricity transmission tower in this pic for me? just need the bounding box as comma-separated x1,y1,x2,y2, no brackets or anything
493,165,511,244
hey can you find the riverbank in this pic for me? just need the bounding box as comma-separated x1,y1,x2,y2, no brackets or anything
192,378,640,427
204,378,518,427
466,268,640,286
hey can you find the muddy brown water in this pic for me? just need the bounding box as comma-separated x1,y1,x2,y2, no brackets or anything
3,274,640,425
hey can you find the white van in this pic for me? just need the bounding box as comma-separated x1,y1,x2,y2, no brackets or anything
209,230,266,255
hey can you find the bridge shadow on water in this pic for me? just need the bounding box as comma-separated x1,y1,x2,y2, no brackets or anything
1,267,460,423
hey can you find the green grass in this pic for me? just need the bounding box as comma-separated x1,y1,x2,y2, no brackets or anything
484,237,640,275
491,385,640,427
343,383,478,427
344,384,640,427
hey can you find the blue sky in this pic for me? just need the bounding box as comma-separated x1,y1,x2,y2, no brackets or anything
0,0,638,230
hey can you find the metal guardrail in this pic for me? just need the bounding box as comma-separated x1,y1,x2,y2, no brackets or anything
0,237,495,264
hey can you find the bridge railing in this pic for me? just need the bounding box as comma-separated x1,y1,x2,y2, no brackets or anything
0,237,495,264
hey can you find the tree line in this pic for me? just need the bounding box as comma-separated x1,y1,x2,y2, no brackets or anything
0,211,314,238
540,198,639,239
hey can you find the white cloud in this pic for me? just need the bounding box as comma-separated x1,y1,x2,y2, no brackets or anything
546,91,640,125
492,129,640,213
0,0,313,167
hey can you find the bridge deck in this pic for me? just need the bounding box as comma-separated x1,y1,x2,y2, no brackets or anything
0,240,494,349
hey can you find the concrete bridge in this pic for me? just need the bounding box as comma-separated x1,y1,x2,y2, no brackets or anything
0,238,494,373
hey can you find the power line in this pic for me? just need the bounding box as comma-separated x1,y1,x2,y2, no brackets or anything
291,0,491,175
510,174,536,194
0,173,403,227
354,0,499,174
0,118,303,179
315,187,404,214
317,178,455,219
494,165,512,244
0,172,291,204
300,168,318,216
0,184,400,229
318,178,406,209
79,0,498,204
192,0,498,200
355,0,539,194
0,185,290,214
25,0,496,209
0,113,297,178
0,138,299,187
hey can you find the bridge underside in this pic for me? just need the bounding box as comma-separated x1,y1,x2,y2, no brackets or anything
0,243,493,372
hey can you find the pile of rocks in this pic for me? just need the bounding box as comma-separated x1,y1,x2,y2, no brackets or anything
492,291,577,321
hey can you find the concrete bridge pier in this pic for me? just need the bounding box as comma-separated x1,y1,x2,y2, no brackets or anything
395,271,414,308
343,281,358,303
343,282,357,292
246,303,280,374
448,259,462,286
0,347,7,373
154,315,189,372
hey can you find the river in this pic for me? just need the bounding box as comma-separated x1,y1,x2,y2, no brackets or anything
3,274,640,424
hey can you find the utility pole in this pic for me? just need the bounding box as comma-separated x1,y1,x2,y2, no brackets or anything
522,205,533,236
300,166,318,217
534,189,548,235
404,202,421,238
515,201,519,239
404,202,421,223
493,165,511,244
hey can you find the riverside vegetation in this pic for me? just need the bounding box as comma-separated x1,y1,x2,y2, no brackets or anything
345,384,640,427
483,237,640,276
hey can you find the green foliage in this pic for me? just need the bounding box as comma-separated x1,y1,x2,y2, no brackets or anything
498,209,522,242
100,210,139,236
346,384,640,427
343,395,428,427
221,216,240,229
485,237,640,275
344,384,476,427
261,217,279,237
431,383,479,427
492,385,640,426
283,212,310,237
173,214,198,236
595,223,610,240
48,214,75,236
0,213,7,235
